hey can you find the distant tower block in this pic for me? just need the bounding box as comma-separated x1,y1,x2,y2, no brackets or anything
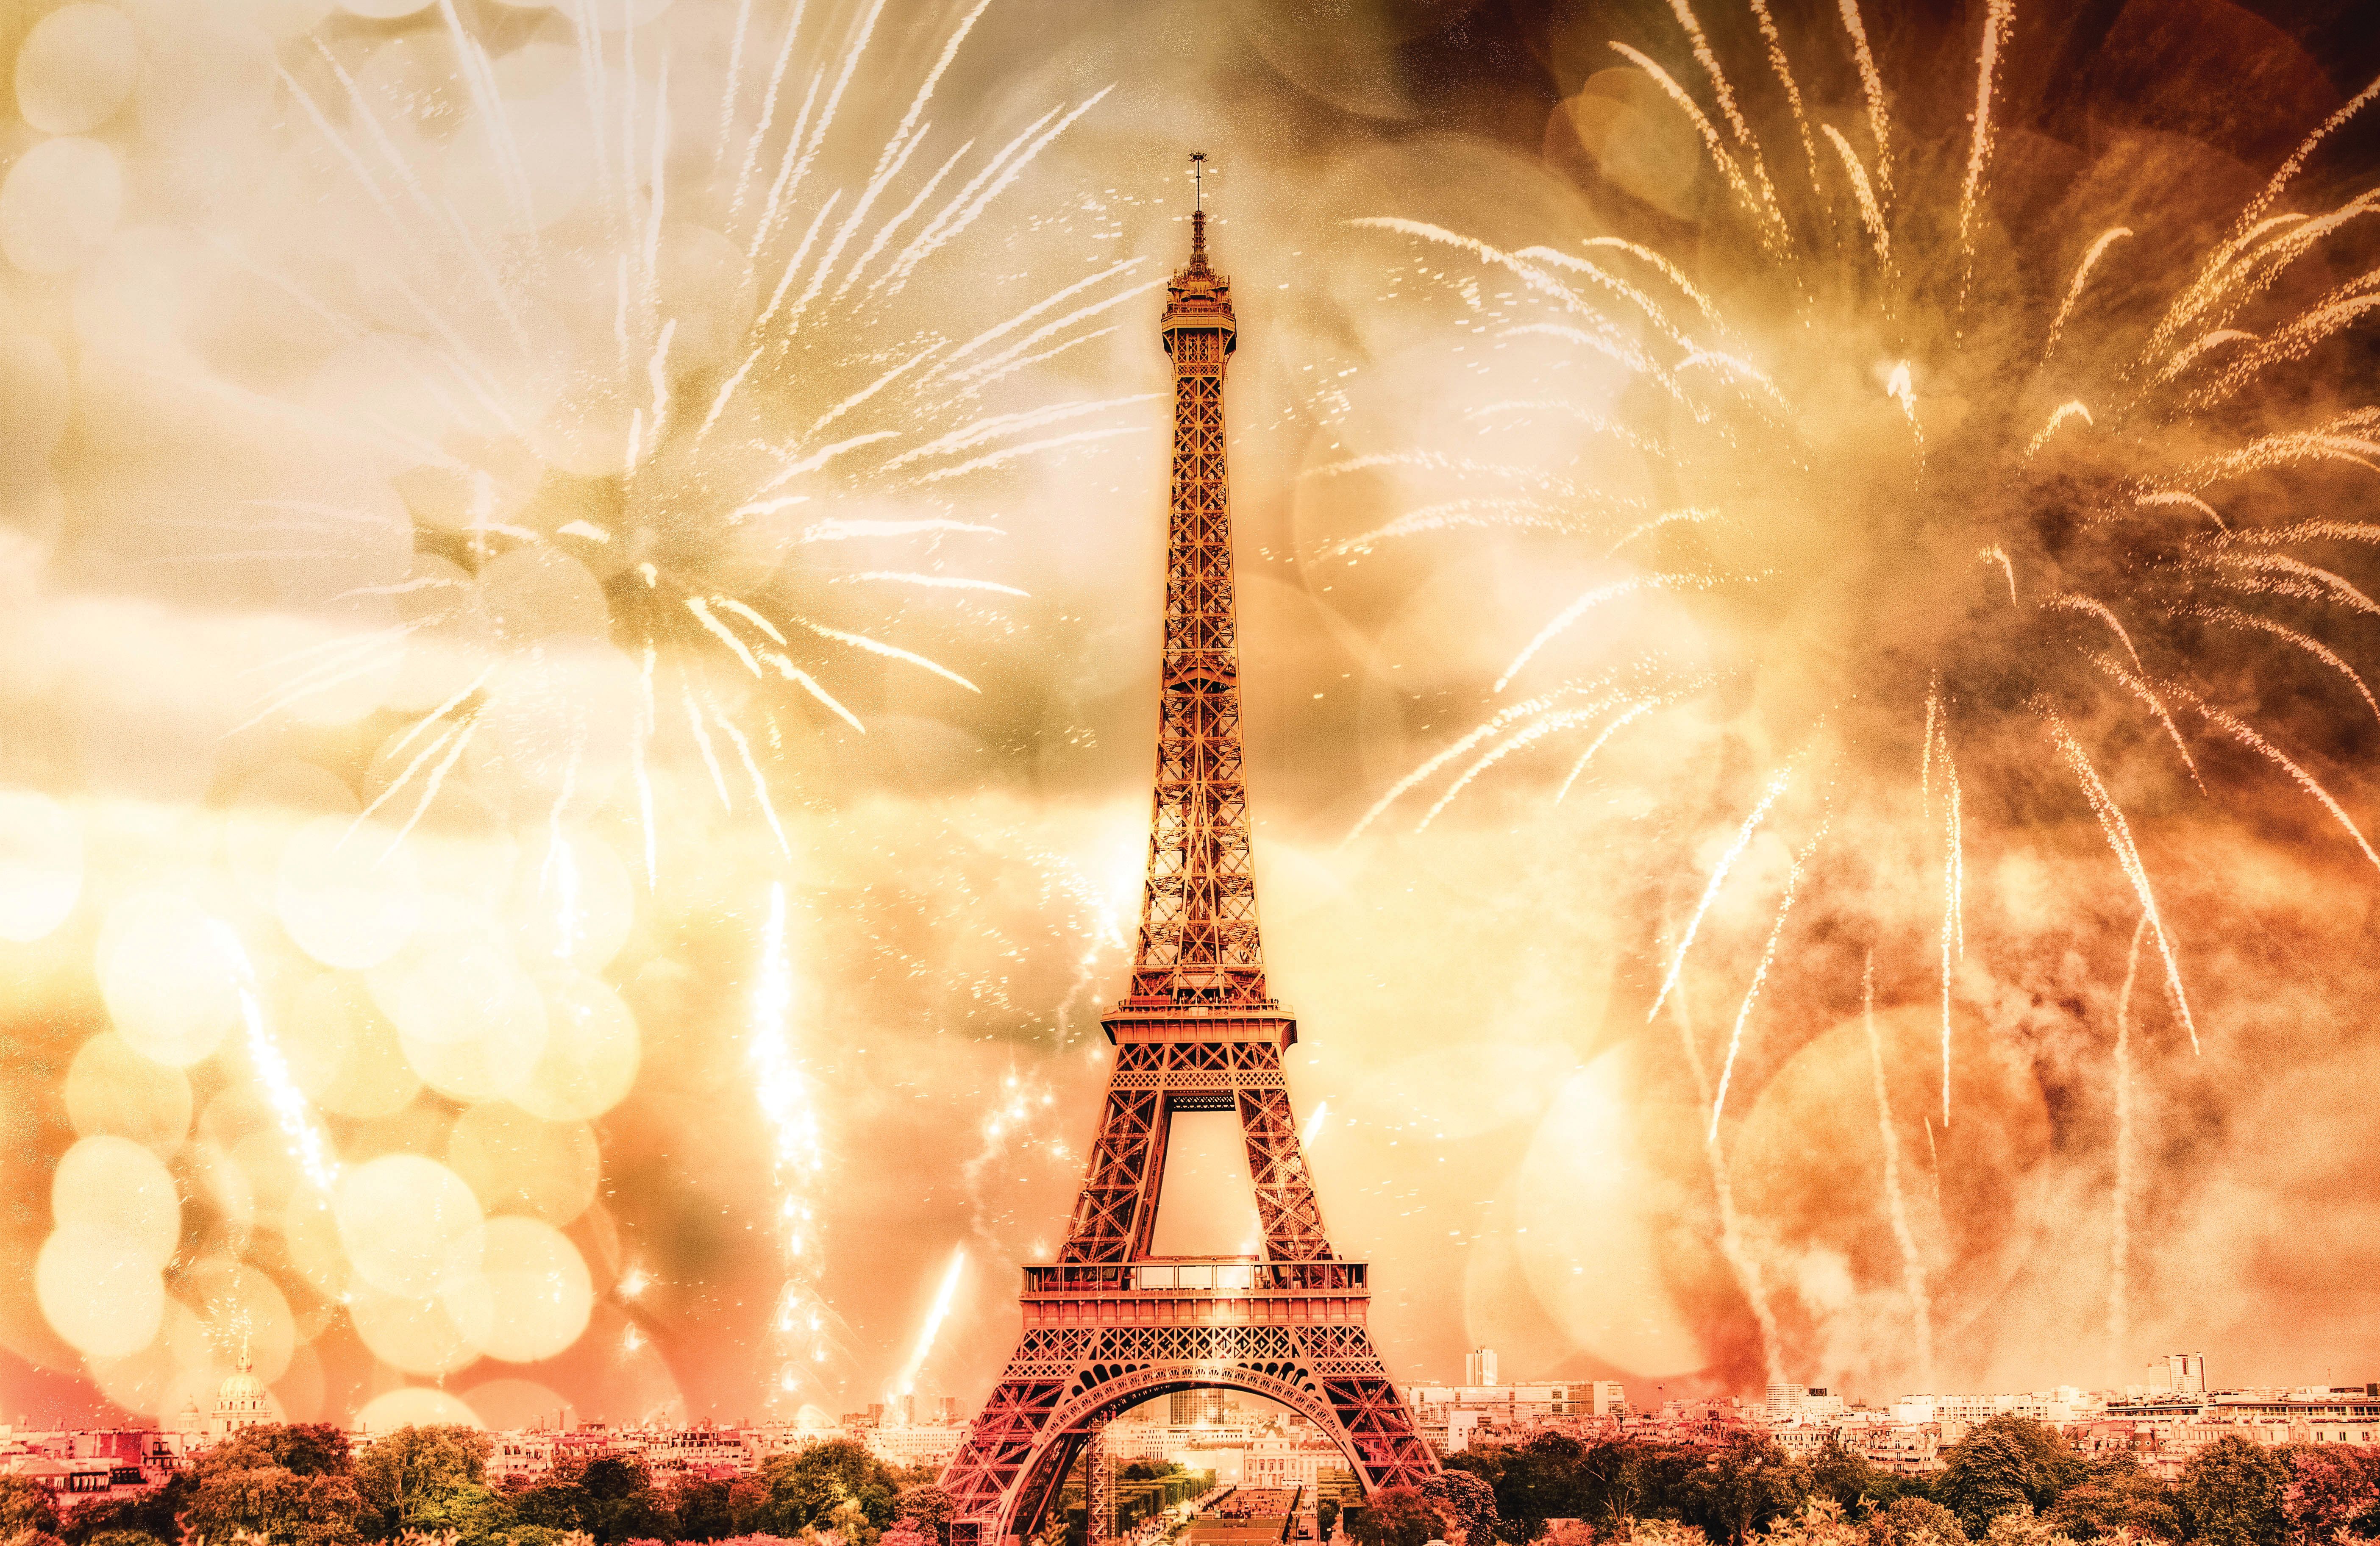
936,159,1436,1546
2167,1353,2206,1394
1465,1349,1498,1388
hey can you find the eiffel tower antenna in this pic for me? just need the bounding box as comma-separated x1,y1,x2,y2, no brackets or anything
938,166,1435,1546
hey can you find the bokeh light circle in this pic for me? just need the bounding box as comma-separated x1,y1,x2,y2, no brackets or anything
447,1102,599,1225
512,971,639,1121
281,1190,350,1301
228,762,358,910
14,5,140,135
1,137,123,274
350,1284,482,1375
64,1032,191,1153
53,1135,181,1266
357,1385,482,1430
99,892,240,1068
0,788,81,941
37,1224,165,1358
277,815,423,968
338,0,434,19
334,1153,483,1299
171,1258,298,1383
369,932,544,1048
285,972,421,1118
442,1215,592,1363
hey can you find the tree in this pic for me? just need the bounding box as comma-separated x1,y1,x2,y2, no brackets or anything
2043,1460,2177,1541
183,1460,363,1546
64,1474,194,1546
209,1427,353,1479
0,1479,62,1539
2177,1437,2290,1546
514,1477,592,1536
576,1457,672,1545
1805,1444,1894,1520
1975,1506,2075,1546
1679,1435,1807,1546
1347,1488,1448,1546
1633,1525,1712,1546
895,1485,955,1546
756,1441,903,1544
354,1426,495,1540
1936,1421,2083,1537
1426,1473,1501,1546
1753,1499,1862,1546
2283,1447,2380,1542
670,1478,741,1544
1864,1498,1965,1546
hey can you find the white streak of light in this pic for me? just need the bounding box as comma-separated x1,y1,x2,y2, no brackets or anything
1708,823,1824,1140
1866,951,1932,1386
2109,913,2145,1369
1647,767,1792,1022
209,921,339,1193
894,1246,967,1396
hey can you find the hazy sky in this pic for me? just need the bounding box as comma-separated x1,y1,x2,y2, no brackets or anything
4,0,2380,1434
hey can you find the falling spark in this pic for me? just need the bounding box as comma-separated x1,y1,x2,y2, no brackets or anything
2109,914,2146,1371
1671,981,1785,1387
1649,767,1792,1023
751,881,830,1405
1866,951,1933,1386
1708,823,1826,1140
208,921,339,1194
893,1246,967,1399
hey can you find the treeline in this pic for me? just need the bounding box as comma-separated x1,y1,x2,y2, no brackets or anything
0,1426,960,1546
1363,1418,2380,1546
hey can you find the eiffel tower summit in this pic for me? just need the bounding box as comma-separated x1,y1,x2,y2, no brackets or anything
938,157,1437,1546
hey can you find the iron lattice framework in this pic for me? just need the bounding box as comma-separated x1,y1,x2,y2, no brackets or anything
1131,198,1266,1012
939,177,1435,1546
1085,1418,1115,1546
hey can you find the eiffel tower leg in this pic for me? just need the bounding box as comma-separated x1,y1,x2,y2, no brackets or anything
1236,1087,1330,1261
942,1321,1437,1546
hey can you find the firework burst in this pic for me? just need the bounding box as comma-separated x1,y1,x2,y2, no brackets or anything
1332,2,2380,1380
228,0,1153,885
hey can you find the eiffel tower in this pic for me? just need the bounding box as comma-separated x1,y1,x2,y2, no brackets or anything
939,158,1437,1546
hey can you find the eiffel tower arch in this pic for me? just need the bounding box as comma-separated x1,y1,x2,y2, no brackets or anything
940,160,1437,1546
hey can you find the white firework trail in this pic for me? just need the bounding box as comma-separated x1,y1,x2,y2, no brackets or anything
1865,952,1933,1387
1707,820,1826,1141
2109,912,2146,1369
1648,766,1792,1023
751,880,832,1403
206,920,340,1195
892,1245,967,1402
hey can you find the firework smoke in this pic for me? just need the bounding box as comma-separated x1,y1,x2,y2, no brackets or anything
1326,0,2380,1393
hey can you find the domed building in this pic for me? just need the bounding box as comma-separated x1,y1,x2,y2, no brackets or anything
211,1350,272,1436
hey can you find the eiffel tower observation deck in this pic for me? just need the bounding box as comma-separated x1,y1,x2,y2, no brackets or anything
938,158,1436,1546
